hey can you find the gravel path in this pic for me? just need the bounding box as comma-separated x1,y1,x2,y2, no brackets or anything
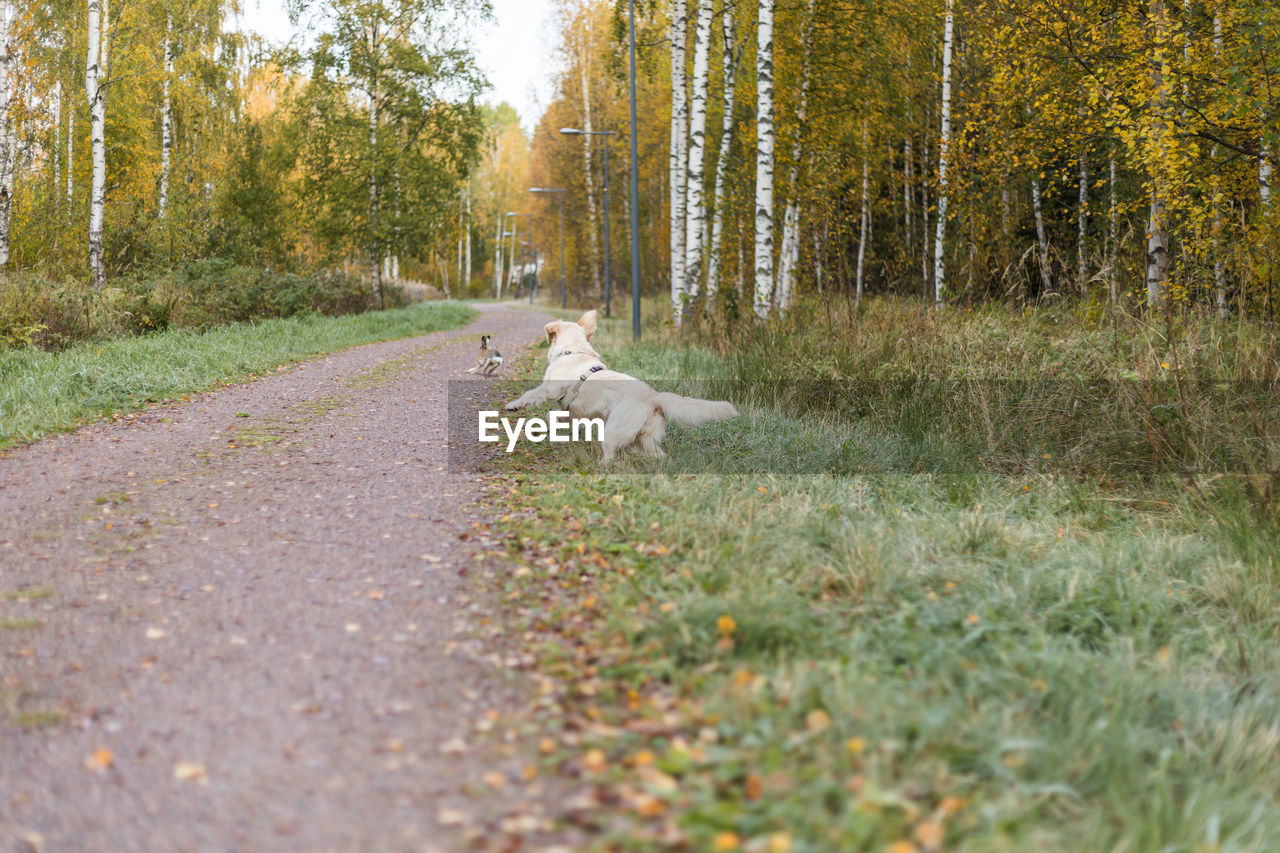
0,303,555,852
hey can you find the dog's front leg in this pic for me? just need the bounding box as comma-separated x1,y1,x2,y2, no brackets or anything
506,382,558,411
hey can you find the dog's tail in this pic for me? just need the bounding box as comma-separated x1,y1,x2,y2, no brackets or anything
654,392,738,427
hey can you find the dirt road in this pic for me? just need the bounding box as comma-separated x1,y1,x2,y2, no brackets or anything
0,303,555,852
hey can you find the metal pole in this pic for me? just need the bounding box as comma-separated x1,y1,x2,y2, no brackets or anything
558,194,566,308
627,0,642,340
603,140,612,318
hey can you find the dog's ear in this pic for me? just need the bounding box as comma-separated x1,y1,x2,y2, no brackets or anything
578,310,598,339
544,321,561,345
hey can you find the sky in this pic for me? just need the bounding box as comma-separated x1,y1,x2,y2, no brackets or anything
232,0,557,131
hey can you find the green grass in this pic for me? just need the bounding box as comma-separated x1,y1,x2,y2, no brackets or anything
0,300,476,448
494,299,1280,851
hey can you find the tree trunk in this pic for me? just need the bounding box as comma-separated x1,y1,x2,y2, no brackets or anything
752,0,775,319
706,0,737,300
1212,15,1227,316
669,0,688,322
53,81,62,208
855,121,869,309
921,135,930,300
775,0,815,311
932,0,954,308
1031,177,1052,293
1145,0,1169,312
0,0,12,269
682,0,713,304
159,16,172,219
579,24,602,299
1077,137,1087,291
1262,143,1273,209
493,214,503,298
1108,151,1118,303
464,179,471,287
87,0,109,289
66,98,74,211
368,38,382,308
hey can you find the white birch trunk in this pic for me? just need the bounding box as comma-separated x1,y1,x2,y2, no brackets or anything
682,0,713,302
0,0,11,269
87,0,109,289
855,121,869,308
1077,140,1087,290
1146,0,1169,311
669,0,689,322
774,0,814,311
493,214,503,298
1262,143,1273,209
1108,152,1118,303
66,103,74,210
1212,15,1227,316
159,16,172,219
932,0,954,308
579,27,602,299
368,68,382,305
752,0,775,319
1031,178,1052,293
1000,167,1010,240
904,134,914,250
706,0,737,299
54,81,62,207
921,135,930,298
464,179,471,286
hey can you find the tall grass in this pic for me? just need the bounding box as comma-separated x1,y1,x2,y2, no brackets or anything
496,297,1280,850
0,300,476,448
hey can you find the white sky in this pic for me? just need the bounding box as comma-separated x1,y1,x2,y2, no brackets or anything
232,0,557,131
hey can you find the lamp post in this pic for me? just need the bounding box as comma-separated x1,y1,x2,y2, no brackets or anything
625,0,641,339
560,127,615,318
530,187,567,308
499,230,514,299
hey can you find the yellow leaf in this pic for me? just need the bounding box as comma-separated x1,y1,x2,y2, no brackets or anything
767,832,793,853
846,737,867,755
84,747,113,771
713,832,741,851
717,615,736,635
805,709,831,733
914,820,944,850
581,748,607,773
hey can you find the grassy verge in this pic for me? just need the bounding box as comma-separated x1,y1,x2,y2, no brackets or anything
0,300,476,448
487,299,1280,851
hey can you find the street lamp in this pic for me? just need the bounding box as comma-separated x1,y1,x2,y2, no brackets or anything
560,127,615,318
530,187,567,308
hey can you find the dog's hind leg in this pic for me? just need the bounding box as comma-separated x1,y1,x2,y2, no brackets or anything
600,403,649,464
637,410,667,458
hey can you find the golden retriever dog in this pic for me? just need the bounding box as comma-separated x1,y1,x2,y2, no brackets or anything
505,310,737,463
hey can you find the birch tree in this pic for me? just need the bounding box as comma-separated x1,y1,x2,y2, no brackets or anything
932,0,954,307
159,14,172,219
0,0,11,269
87,0,110,289
577,14,602,299
705,0,738,300
855,120,869,307
774,0,814,311
752,0,775,319
669,0,688,322
1145,0,1169,311
681,0,712,303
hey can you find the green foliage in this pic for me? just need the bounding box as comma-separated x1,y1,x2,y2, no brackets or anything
497,304,1280,850
0,300,476,448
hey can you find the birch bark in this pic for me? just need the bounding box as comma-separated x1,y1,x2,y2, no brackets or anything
932,0,954,307
682,0,713,302
855,121,869,308
670,0,688,321
87,0,110,289
159,16,172,219
1145,0,1169,312
774,0,814,311
752,0,775,319
706,0,738,299
0,0,11,268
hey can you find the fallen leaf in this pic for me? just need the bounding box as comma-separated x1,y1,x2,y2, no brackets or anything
712,831,740,851
439,737,468,755
173,761,206,782
581,748,607,773
914,821,944,850
145,627,165,639
84,747,113,771
344,623,361,633
767,833,793,853
436,806,468,827
716,614,736,636
806,709,831,733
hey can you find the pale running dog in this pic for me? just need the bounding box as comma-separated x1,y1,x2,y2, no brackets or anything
466,335,504,375
505,310,737,464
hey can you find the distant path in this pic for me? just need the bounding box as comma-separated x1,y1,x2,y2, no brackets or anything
0,303,553,852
